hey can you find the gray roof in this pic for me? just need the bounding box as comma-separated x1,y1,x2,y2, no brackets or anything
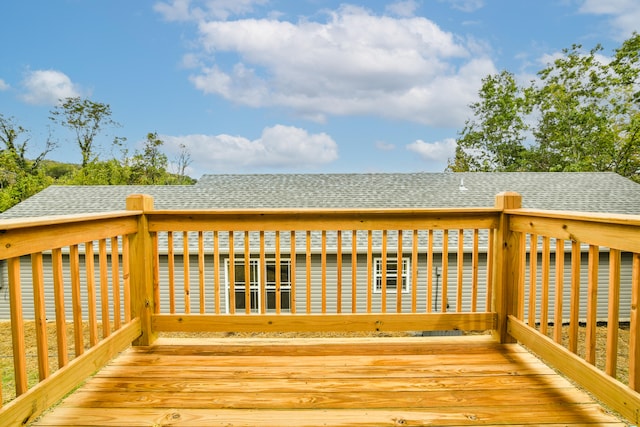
2,172,640,219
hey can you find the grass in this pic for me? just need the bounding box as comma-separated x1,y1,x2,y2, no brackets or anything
0,321,104,405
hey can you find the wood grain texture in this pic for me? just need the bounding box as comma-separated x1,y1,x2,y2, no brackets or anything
34,336,625,427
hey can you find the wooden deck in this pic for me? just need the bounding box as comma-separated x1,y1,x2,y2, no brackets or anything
33,335,625,427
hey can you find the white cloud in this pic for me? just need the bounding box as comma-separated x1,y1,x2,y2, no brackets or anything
0,79,9,91
154,0,268,21
20,69,82,106
161,125,338,173
406,138,456,161
439,0,485,13
579,0,640,40
385,0,420,17
183,4,495,126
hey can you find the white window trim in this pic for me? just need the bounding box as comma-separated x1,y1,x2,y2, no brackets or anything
373,256,410,294
224,257,292,314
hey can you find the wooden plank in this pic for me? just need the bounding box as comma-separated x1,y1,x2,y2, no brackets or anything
61,387,594,409
152,313,496,333
508,315,640,424
34,406,625,427
80,374,574,394
0,319,141,427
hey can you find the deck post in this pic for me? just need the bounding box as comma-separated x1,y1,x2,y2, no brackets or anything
492,192,522,344
126,194,157,346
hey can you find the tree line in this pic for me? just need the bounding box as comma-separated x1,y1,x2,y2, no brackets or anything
0,97,195,212
448,33,640,183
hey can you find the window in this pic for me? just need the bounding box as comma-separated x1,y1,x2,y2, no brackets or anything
374,257,410,293
225,258,291,313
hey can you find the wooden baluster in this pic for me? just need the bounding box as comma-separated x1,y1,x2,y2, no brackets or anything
606,249,621,378
397,229,403,314
528,234,538,328
367,230,373,313
168,231,175,314
585,245,599,365
442,230,448,313
321,230,327,314
306,230,312,314
99,239,111,339
8,257,27,395
70,244,84,355
411,229,418,313
183,231,191,314
244,231,250,314
276,230,282,314
213,231,220,314
290,230,297,314
111,237,122,328
151,232,160,315
471,229,479,313
427,229,434,313
260,231,266,315
381,230,387,313
630,253,640,390
122,237,131,323
569,240,581,354
31,252,49,381
352,230,357,313
198,231,205,314
540,236,550,335
457,229,464,312
52,248,68,368
85,242,98,347
336,230,342,314
553,239,565,344
228,231,235,314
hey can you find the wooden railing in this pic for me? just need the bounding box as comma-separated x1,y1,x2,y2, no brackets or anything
0,207,145,425
504,208,640,422
0,192,639,424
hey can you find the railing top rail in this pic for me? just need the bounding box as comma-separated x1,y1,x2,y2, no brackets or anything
147,207,504,216
506,208,640,227
0,210,141,231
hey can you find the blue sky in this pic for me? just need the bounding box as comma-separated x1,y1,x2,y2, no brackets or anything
0,0,638,179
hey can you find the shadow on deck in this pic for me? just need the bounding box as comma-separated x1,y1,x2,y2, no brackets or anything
34,335,625,427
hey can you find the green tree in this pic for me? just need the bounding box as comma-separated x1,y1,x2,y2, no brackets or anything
128,132,169,184
448,70,531,172
449,33,640,182
0,114,55,211
49,97,120,168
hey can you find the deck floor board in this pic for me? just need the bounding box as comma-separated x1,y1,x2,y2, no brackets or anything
34,336,626,426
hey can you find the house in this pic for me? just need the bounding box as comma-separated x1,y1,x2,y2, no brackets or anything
2,172,640,321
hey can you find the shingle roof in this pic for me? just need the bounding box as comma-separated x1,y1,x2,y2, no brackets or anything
2,172,640,219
